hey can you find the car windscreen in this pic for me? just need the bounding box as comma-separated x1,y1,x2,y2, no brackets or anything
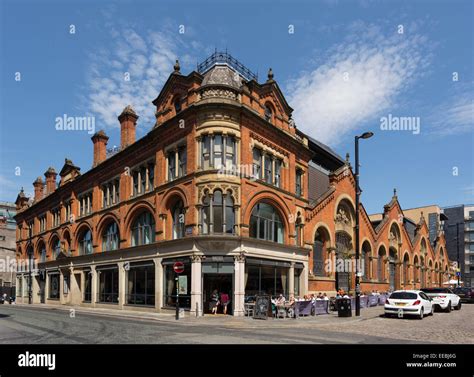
389,292,418,300
453,288,469,293
421,288,450,293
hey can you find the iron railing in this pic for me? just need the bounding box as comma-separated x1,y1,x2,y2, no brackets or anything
197,51,258,82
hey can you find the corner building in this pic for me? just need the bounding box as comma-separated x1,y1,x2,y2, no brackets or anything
14,52,454,315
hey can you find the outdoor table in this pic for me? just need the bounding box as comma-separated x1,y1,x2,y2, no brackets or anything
244,303,255,317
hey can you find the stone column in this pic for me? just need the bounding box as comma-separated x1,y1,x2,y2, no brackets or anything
59,270,65,305
302,261,309,295
118,262,125,309
190,254,203,317
289,262,295,295
91,265,97,307
233,253,245,317
44,273,50,302
154,258,163,311
32,273,40,304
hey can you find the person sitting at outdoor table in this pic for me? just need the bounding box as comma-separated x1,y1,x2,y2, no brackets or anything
310,293,316,303
288,294,296,306
336,289,343,299
276,294,286,306
323,293,329,300
303,295,309,301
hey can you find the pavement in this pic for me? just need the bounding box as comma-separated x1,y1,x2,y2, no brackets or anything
0,302,472,344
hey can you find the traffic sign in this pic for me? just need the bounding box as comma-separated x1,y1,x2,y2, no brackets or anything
173,261,185,274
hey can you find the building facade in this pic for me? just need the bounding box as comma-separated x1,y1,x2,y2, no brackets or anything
443,204,474,287
0,201,16,290
14,52,453,315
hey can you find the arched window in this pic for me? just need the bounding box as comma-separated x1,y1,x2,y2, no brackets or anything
377,246,386,281
131,211,155,246
313,228,328,277
249,202,283,243
264,104,273,123
403,254,410,286
78,229,92,255
295,216,303,246
52,237,61,259
172,200,185,239
361,242,371,280
40,243,46,263
102,222,119,251
174,97,182,113
200,190,235,235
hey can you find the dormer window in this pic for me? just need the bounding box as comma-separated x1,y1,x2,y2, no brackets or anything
264,104,273,123
174,97,182,113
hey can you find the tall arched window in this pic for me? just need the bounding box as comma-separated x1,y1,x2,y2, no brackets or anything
403,254,410,286
78,229,92,255
200,190,235,235
131,212,155,246
39,243,46,263
102,222,119,251
172,200,185,239
313,228,328,277
377,246,386,281
51,237,61,259
361,242,371,280
249,202,283,243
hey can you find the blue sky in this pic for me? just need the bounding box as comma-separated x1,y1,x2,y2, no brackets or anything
0,0,472,214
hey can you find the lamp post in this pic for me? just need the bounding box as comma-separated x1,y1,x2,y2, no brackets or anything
354,131,374,317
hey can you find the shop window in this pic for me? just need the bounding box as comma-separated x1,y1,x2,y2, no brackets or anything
84,271,92,302
97,266,118,303
163,260,191,308
127,263,155,306
49,273,60,299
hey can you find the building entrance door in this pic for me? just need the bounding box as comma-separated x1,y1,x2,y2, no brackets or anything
202,274,233,315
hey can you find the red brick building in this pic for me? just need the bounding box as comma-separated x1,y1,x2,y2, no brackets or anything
14,52,453,315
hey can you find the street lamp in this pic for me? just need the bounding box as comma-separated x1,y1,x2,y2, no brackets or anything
355,131,374,317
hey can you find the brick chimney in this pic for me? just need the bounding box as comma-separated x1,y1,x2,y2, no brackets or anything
44,167,57,195
118,105,139,149
91,130,109,167
33,177,44,202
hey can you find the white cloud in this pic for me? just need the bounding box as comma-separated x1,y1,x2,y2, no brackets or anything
83,26,200,132
286,22,432,145
428,87,474,136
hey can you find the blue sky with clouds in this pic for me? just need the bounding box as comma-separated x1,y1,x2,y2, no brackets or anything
1,0,473,214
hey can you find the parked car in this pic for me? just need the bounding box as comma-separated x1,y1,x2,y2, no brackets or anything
384,290,433,319
453,287,474,303
421,288,461,312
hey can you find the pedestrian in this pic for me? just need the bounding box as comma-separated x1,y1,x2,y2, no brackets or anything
220,292,230,315
210,289,219,315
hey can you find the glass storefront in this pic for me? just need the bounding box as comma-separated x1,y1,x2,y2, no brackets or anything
84,270,92,302
97,266,119,303
48,273,60,299
163,258,191,308
244,259,290,299
127,262,155,306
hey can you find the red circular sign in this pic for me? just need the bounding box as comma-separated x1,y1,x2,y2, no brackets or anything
173,261,185,274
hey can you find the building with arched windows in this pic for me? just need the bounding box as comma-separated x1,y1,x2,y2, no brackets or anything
14,52,454,315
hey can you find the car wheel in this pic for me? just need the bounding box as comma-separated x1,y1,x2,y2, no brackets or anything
445,302,451,313
418,308,424,320
455,301,462,310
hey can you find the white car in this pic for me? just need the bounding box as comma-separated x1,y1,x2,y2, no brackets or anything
421,288,462,312
384,290,434,319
